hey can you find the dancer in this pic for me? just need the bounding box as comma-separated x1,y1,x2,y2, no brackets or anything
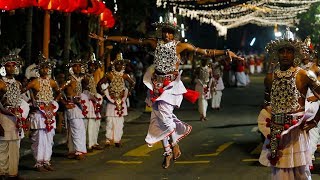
90,21,243,169
259,28,320,179
25,55,60,171
98,53,135,148
0,51,29,178
194,58,212,121
62,58,87,160
82,54,103,151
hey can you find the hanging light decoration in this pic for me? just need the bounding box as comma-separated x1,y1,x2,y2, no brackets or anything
157,0,320,36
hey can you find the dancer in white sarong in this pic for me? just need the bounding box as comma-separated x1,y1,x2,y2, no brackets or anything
62,58,87,160
99,53,135,147
89,21,243,169
0,52,29,178
25,56,60,172
83,54,103,152
211,61,225,110
259,28,320,180
195,58,212,121
300,40,320,163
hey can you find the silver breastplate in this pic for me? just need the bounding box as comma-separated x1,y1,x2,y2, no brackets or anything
36,77,54,103
71,75,83,96
199,67,210,83
154,40,179,74
3,78,21,107
88,75,97,94
110,71,125,98
271,67,302,114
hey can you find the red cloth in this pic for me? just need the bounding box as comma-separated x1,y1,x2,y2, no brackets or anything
183,89,199,104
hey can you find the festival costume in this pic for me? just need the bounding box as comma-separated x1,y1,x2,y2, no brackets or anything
235,61,247,87
211,62,225,109
259,29,313,179
65,74,87,156
83,73,102,150
0,77,29,176
259,67,313,179
104,66,128,145
30,77,59,169
300,61,320,161
195,66,212,120
144,40,192,156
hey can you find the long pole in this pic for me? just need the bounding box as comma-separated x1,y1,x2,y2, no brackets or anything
43,11,50,58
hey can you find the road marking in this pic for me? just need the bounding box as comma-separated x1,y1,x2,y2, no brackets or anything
175,161,210,164
242,159,259,162
107,160,143,164
251,126,259,132
195,142,234,157
123,142,162,157
250,143,263,155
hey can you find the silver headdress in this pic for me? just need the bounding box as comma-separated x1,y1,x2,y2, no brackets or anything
67,57,85,67
111,53,130,65
1,48,23,66
37,52,56,69
152,20,181,40
87,53,102,67
265,27,305,66
67,57,86,75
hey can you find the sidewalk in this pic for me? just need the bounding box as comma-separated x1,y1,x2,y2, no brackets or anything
20,107,145,157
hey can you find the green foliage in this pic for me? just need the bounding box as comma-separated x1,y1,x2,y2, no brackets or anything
296,2,320,45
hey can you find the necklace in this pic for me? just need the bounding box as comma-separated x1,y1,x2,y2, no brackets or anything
2,77,21,107
71,74,83,95
36,77,54,104
274,67,296,78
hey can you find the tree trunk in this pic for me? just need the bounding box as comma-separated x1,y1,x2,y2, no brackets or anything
63,13,71,62
25,7,33,66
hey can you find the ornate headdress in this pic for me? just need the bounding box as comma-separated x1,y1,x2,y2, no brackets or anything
87,53,102,67
152,20,181,40
111,53,130,65
265,27,305,66
1,48,23,66
67,57,85,67
37,52,56,69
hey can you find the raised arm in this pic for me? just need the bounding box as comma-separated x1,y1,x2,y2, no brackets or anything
177,42,243,61
89,33,157,49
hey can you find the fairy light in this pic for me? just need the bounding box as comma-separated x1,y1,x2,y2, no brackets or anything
157,0,320,36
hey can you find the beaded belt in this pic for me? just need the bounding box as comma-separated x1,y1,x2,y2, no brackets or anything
153,73,177,83
271,113,303,125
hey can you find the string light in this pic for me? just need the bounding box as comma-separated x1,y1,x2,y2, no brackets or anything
157,0,320,36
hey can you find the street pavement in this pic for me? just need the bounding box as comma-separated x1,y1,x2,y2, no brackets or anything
17,75,320,180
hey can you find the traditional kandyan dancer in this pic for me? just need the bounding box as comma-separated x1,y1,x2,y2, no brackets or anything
62,58,87,160
194,58,212,121
25,55,61,172
82,54,103,152
211,60,225,110
259,28,320,179
299,37,320,163
90,20,243,169
98,53,135,148
0,51,30,178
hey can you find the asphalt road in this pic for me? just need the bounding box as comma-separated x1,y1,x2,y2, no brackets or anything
18,75,320,180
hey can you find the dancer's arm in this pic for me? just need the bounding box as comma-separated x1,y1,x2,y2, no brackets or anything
89,33,157,49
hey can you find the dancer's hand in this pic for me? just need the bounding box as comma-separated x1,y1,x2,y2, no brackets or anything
89,33,105,45
301,120,317,132
307,96,318,102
